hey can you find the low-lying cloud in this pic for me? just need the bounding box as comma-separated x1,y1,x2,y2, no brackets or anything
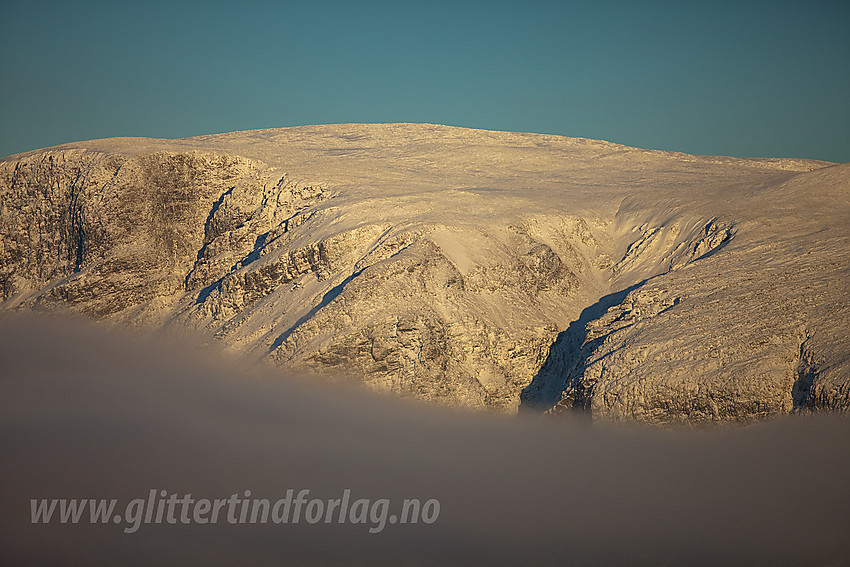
2,314,848,566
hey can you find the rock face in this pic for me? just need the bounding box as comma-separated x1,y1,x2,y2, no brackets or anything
1,124,848,423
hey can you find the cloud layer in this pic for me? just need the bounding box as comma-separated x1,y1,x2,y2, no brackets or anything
2,315,849,566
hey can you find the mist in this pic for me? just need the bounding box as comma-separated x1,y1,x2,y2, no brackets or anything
2,314,848,566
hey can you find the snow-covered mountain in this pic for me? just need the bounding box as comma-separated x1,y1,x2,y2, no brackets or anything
2,123,847,424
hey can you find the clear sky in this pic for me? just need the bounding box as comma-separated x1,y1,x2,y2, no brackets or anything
1,0,848,162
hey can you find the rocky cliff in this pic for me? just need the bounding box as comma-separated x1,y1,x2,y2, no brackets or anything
2,124,847,423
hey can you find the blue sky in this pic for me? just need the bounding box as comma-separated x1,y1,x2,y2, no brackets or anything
1,0,848,161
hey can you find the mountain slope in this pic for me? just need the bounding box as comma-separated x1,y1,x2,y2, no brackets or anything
1,124,847,422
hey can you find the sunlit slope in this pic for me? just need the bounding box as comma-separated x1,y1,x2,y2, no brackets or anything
1,124,846,422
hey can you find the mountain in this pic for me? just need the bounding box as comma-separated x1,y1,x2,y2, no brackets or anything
2,123,847,424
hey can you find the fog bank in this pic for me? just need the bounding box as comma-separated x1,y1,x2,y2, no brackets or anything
2,315,848,566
